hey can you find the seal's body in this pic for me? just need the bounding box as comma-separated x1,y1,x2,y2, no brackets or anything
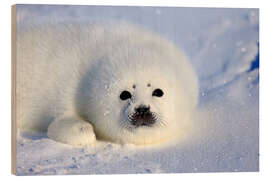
17,22,198,145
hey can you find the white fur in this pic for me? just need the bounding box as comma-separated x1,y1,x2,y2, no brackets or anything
17,21,198,146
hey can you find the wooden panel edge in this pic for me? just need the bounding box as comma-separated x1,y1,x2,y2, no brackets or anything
11,4,17,175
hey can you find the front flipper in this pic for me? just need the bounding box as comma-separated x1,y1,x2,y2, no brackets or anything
47,115,96,146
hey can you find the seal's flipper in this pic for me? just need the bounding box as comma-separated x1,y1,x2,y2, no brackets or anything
47,115,96,146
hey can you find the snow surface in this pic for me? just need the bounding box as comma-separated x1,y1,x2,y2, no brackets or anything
16,5,259,175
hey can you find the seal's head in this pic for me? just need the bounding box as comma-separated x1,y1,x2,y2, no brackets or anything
76,29,198,145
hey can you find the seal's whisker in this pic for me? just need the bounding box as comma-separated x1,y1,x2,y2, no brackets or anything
160,120,168,127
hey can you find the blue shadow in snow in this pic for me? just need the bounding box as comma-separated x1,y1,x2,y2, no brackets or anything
249,43,259,72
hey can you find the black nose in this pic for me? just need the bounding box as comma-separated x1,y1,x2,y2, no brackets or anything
135,105,150,115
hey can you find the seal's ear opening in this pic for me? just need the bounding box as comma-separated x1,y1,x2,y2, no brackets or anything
152,89,164,97
120,91,132,100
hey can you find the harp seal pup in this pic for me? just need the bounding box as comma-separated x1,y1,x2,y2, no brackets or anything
17,21,198,146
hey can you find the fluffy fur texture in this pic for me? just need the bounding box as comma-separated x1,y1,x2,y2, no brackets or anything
17,21,198,145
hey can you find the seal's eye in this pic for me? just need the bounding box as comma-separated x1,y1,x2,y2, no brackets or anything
120,91,132,100
152,88,164,97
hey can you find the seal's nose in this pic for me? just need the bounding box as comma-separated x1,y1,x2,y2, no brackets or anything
132,105,155,127
135,105,150,116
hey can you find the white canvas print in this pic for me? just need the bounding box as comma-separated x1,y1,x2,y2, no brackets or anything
12,4,259,175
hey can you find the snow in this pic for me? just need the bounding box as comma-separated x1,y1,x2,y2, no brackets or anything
16,5,259,175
